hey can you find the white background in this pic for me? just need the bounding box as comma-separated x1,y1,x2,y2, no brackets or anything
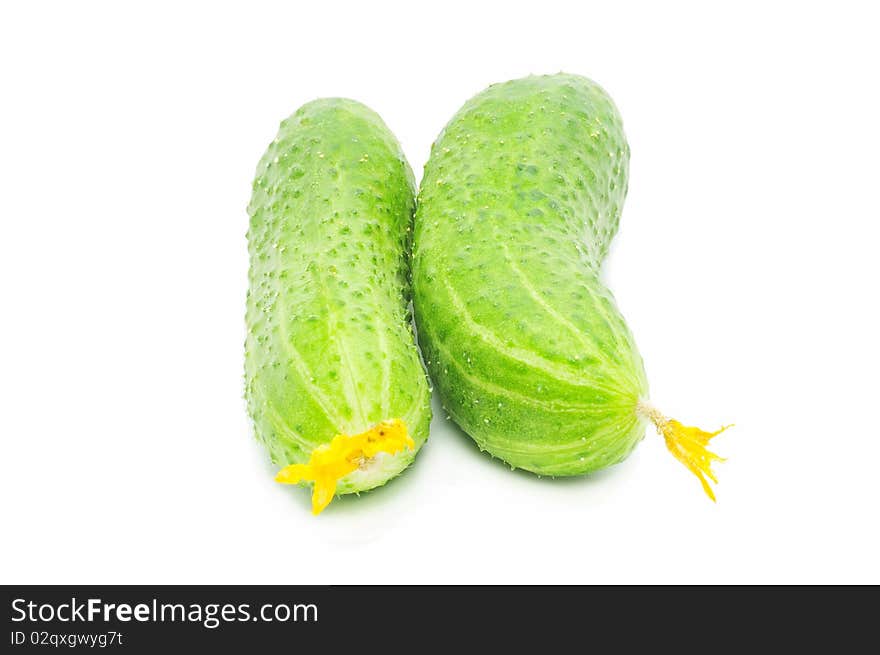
2,1,878,584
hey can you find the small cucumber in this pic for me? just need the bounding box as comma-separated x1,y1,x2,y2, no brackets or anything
413,75,728,498
245,99,431,514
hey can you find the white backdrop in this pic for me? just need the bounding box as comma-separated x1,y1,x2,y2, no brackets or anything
2,1,878,584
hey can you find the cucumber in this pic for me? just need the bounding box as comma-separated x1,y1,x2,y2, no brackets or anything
413,74,727,498
245,98,431,514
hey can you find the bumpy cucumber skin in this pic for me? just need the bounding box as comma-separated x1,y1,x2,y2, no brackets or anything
413,74,648,476
246,99,431,494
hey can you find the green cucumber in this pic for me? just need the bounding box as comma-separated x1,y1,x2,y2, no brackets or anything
245,98,431,514
413,74,727,497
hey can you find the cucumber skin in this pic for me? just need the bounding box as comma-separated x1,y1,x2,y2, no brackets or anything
413,75,648,476
245,99,431,494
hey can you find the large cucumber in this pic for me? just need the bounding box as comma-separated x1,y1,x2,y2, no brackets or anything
413,75,726,497
245,99,431,514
